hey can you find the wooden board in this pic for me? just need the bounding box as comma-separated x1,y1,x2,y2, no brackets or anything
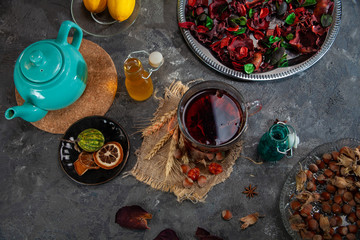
15,38,118,134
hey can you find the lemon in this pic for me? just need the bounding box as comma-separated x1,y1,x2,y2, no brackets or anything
83,0,107,13
108,0,135,22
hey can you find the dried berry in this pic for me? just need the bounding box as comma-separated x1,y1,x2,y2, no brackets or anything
300,204,313,217
115,205,152,230
321,202,332,214
331,203,342,215
321,191,331,201
354,192,360,203
221,210,233,221
316,159,326,169
333,195,343,205
331,151,340,161
215,151,225,161
324,169,334,178
328,161,339,172
347,224,358,233
347,212,357,223
290,200,302,211
332,233,342,240
313,212,321,221
174,148,183,159
306,181,316,192
181,164,191,174
307,218,318,231
329,217,337,227
343,192,354,202
346,233,356,240
183,177,194,188
325,184,336,194
322,153,332,163
337,226,348,236
206,153,215,161
208,162,223,175
188,167,200,181
197,175,207,188
312,235,322,240
342,204,352,215
308,163,319,173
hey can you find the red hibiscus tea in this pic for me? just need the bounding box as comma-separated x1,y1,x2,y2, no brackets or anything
182,88,243,146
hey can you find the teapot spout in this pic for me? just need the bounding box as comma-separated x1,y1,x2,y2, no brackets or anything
5,103,48,122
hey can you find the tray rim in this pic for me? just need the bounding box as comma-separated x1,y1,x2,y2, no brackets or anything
177,0,342,81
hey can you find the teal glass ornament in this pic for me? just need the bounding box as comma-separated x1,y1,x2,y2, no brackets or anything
258,122,299,162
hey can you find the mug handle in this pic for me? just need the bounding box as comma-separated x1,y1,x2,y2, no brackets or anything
56,20,83,50
246,100,262,117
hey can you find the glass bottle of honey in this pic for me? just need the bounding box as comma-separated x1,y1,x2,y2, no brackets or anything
124,57,153,101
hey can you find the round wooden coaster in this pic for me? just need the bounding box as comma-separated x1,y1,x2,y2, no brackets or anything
15,38,118,134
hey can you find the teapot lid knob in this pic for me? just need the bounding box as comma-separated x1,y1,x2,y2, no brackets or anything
19,42,63,83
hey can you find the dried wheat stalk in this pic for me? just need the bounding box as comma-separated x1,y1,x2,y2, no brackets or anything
165,125,179,178
145,126,176,160
142,109,177,137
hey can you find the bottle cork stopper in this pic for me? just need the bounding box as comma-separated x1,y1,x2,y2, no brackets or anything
148,51,164,68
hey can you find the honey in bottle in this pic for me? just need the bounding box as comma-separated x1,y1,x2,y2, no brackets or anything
124,58,153,101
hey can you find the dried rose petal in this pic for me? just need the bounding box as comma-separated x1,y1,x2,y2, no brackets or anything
195,227,224,240
154,229,180,240
115,205,152,230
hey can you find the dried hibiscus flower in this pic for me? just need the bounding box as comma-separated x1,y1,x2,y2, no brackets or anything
154,228,180,240
115,205,152,230
195,227,224,240
179,0,334,74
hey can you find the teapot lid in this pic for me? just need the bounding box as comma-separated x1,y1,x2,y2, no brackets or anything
19,42,63,83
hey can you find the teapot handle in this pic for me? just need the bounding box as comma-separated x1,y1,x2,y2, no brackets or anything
56,21,83,50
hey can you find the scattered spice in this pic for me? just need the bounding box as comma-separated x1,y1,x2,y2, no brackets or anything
242,184,258,198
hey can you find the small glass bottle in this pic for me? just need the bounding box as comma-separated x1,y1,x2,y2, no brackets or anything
124,58,153,101
257,122,299,162
124,51,163,101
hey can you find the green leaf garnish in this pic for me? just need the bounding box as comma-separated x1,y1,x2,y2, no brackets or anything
231,27,247,36
269,36,281,44
285,12,296,25
286,33,294,41
298,0,317,7
321,14,333,28
244,63,255,74
249,9,255,18
205,16,214,30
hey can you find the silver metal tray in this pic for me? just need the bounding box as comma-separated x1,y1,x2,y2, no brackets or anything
177,0,342,81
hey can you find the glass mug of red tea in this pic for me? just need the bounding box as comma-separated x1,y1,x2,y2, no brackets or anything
177,80,262,157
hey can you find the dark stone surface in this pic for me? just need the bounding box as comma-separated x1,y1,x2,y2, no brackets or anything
0,1,359,239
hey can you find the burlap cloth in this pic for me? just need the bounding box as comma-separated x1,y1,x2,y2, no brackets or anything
130,81,243,203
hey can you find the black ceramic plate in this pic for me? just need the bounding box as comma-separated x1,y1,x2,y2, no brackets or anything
59,116,130,185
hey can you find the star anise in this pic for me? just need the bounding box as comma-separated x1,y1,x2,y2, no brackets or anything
242,184,258,198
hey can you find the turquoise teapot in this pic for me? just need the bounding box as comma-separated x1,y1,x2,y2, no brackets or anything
5,20,88,122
